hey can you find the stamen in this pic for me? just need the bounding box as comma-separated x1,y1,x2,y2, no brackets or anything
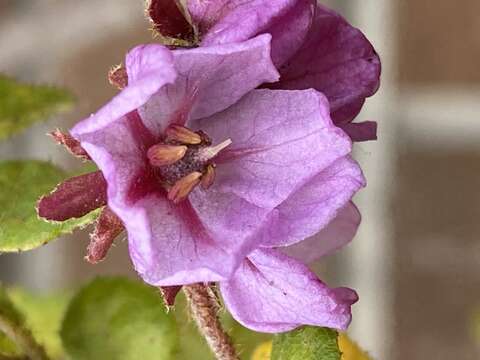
198,139,232,162
147,144,188,167
201,164,216,190
168,171,202,203
165,125,202,145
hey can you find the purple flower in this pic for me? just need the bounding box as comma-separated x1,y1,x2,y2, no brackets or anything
41,34,366,331
185,0,381,141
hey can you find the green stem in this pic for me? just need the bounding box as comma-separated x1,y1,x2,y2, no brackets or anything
0,313,48,360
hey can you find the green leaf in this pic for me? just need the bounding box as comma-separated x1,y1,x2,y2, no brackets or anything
0,75,74,141
61,277,178,360
7,288,71,359
0,160,100,252
271,327,341,360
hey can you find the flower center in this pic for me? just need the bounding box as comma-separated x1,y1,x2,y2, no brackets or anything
146,125,231,203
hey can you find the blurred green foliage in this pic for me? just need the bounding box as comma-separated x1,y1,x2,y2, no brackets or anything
61,277,178,360
0,75,73,141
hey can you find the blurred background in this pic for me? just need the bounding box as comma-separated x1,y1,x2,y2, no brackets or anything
0,1,479,359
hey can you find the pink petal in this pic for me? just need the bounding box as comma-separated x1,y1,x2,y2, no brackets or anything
127,191,272,286
138,34,279,136
220,248,358,332
266,0,315,67
72,113,152,214
282,202,361,264
37,171,107,221
71,45,177,136
195,88,352,209
259,156,365,248
70,46,178,235
270,4,381,126
188,0,315,67
71,39,278,286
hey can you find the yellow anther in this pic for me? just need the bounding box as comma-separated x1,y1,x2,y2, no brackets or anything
167,171,202,203
147,144,188,167
165,124,202,145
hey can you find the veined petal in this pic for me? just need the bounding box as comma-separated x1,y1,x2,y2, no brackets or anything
71,45,177,136
138,34,280,136
72,113,153,217
259,156,365,248
128,191,272,286
188,0,314,67
195,88,351,209
70,47,178,247
220,248,357,332
188,0,295,41
282,202,361,264
270,4,381,127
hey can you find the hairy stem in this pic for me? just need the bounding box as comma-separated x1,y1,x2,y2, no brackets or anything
183,284,239,360
0,313,48,360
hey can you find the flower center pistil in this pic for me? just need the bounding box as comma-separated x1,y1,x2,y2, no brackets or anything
146,125,231,203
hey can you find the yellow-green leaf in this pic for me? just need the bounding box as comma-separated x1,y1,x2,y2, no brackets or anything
0,160,100,252
0,75,73,140
271,327,341,360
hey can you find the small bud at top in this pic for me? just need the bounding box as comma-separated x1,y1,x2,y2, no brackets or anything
201,164,216,190
168,171,202,203
145,0,195,44
147,144,188,167
108,64,128,90
165,124,202,145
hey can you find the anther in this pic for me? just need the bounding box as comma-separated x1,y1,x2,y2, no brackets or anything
165,125,202,145
147,144,188,167
201,164,216,190
168,171,202,203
